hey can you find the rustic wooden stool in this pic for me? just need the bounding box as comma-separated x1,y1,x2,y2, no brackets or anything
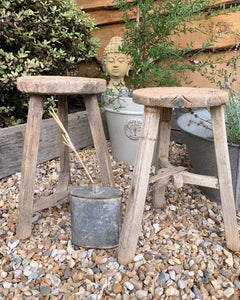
118,87,240,265
16,76,115,239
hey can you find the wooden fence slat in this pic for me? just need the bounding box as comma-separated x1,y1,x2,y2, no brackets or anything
172,11,240,51
76,0,133,10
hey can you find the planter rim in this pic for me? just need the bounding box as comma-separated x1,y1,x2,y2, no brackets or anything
105,106,143,115
177,110,240,149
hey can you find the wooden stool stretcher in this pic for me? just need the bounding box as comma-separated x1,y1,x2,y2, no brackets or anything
16,76,115,239
118,87,240,265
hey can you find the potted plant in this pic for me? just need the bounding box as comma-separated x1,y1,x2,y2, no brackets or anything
102,0,238,165
177,44,240,210
101,36,145,165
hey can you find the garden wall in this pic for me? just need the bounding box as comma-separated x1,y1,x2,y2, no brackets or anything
0,111,93,179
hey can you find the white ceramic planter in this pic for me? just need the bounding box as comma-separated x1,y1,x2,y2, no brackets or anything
104,92,144,165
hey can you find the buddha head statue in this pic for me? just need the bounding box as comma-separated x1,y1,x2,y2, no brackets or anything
103,36,131,90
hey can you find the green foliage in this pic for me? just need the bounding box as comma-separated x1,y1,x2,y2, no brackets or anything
100,82,132,112
113,0,239,89
223,44,240,145
0,0,99,127
225,94,240,145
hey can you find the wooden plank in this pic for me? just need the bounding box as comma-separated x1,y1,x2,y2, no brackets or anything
92,23,126,59
0,111,93,179
33,185,76,212
172,11,240,50
88,8,136,26
16,95,44,239
76,0,239,12
84,94,115,188
118,106,160,265
149,166,186,190
75,0,133,10
153,108,172,208
174,171,219,188
210,105,240,251
57,95,70,192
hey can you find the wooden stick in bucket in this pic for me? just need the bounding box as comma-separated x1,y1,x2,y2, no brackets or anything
49,107,94,185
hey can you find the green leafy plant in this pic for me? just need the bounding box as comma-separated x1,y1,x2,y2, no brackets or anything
223,43,240,145
113,0,239,89
186,43,240,145
100,81,133,112
0,0,99,127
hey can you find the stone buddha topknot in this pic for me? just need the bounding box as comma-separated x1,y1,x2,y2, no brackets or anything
103,36,131,90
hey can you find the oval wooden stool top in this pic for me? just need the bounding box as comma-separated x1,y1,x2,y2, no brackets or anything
133,87,228,108
17,76,106,95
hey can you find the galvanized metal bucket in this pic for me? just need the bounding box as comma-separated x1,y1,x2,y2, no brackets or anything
70,186,123,249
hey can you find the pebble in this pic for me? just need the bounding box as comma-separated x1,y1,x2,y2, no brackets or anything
40,286,51,296
225,256,234,267
136,290,148,299
1,142,240,300
133,254,143,261
223,287,235,297
234,278,240,290
124,281,134,290
178,279,188,289
112,283,122,294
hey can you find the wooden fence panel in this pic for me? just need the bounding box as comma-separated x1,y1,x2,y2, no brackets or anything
77,0,240,88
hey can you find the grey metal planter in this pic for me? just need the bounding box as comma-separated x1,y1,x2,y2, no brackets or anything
177,109,240,211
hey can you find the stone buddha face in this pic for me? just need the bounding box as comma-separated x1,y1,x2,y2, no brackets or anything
103,37,131,90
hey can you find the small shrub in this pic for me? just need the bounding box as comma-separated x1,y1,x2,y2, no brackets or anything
223,44,240,145
0,0,99,127
113,0,239,89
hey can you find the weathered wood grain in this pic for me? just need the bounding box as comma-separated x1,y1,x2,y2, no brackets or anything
153,107,172,208
76,0,132,10
17,76,106,95
118,106,160,265
33,185,76,212
210,105,240,251
16,95,44,239
0,111,93,179
133,87,228,108
173,171,219,188
84,94,115,188
57,95,70,192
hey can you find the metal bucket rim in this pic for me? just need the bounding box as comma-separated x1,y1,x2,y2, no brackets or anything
70,187,123,200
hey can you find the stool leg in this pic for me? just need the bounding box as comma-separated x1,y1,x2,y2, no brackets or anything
57,95,70,192
118,107,160,265
16,95,43,239
153,108,172,208
210,105,240,251
84,94,115,188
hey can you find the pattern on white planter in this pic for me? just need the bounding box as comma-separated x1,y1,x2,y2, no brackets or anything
124,119,142,140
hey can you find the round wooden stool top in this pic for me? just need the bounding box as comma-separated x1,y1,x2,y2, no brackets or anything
133,87,228,108
17,76,106,95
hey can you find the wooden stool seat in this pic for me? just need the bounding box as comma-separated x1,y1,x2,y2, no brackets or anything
16,76,115,239
133,87,228,108
118,87,240,265
17,76,106,95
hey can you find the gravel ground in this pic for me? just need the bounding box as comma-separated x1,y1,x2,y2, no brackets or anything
0,142,240,300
